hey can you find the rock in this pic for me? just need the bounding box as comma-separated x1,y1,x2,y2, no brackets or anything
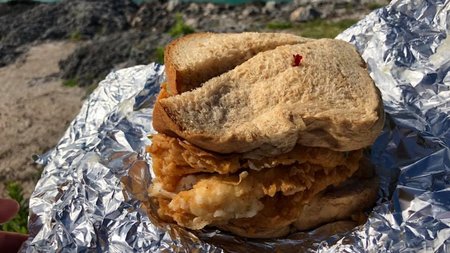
186,3,200,14
241,5,259,17
0,45,24,67
334,8,348,17
130,2,174,32
292,0,313,5
290,6,319,22
316,3,334,19
59,30,172,86
290,7,306,22
0,1,40,17
264,1,277,13
131,14,142,27
204,3,217,16
0,0,138,67
310,0,336,4
185,18,199,29
167,0,180,12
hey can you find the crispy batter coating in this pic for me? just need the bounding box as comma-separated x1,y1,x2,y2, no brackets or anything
220,174,378,238
148,133,240,192
151,161,360,230
148,133,356,192
148,134,363,232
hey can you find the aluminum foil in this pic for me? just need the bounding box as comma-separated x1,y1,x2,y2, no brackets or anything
22,0,450,251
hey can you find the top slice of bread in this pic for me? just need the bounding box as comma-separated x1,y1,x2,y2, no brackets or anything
155,39,384,155
164,32,311,94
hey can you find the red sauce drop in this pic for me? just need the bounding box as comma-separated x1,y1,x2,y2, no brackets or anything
292,54,303,66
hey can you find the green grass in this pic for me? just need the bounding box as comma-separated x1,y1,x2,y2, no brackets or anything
169,13,195,38
367,2,385,10
69,31,82,42
293,19,358,38
0,182,29,234
266,21,293,30
345,3,355,11
154,46,165,64
63,78,78,87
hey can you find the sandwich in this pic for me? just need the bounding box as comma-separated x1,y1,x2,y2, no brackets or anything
146,32,384,238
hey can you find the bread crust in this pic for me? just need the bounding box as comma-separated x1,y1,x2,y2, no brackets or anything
163,32,311,95
152,85,182,137
164,33,212,95
156,39,384,154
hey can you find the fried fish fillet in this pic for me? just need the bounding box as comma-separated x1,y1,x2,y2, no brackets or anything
220,174,379,238
149,136,362,229
148,133,357,192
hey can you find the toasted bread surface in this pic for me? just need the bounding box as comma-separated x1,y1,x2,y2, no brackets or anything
156,39,384,154
164,32,311,94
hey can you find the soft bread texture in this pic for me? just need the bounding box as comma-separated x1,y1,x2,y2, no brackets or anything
155,33,309,126
164,32,311,94
156,39,384,154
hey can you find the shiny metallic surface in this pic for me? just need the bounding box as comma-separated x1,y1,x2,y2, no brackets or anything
22,0,450,251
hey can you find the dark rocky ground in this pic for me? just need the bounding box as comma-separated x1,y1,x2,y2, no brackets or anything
1,0,389,87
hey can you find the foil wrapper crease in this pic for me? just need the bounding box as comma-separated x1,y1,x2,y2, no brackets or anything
22,0,450,252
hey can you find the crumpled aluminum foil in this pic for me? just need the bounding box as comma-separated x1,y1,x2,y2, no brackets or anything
21,0,450,251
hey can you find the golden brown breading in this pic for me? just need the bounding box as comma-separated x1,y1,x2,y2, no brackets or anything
149,149,362,230
147,134,378,237
148,133,357,192
220,175,378,238
148,133,240,176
